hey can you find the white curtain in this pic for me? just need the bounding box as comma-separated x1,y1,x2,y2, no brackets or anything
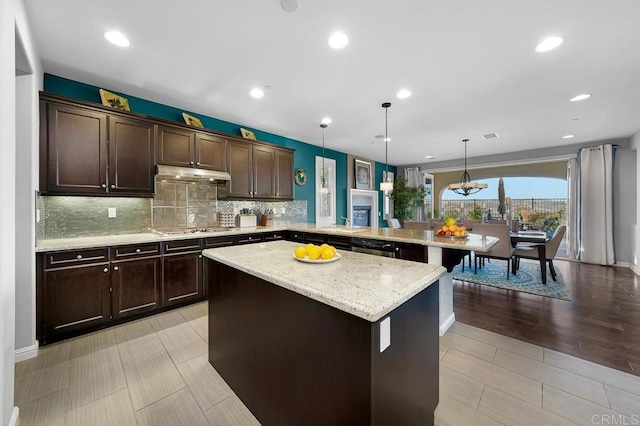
567,158,580,260
315,156,336,226
404,167,423,220
579,144,615,265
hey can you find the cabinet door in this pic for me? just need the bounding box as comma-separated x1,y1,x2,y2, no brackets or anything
195,133,227,171
111,257,161,318
253,145,276,198
46,103,108,194
157,125,195,167
227,141,253,198
43,263,111,336
163,252,202,305
275,149,294,199
395,243,427,262
109,116,156,195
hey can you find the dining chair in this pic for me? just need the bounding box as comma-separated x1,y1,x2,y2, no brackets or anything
430,219,444,230
462,219,480,231
489,219,506,225
404,221,430,230
472,224,516,279
514,225,566,281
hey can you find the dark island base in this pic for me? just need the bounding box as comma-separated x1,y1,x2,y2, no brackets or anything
207,259,440,425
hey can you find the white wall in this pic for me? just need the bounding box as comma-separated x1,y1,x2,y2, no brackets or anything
631,131,640,274
613,146,637,265
1,0,41,423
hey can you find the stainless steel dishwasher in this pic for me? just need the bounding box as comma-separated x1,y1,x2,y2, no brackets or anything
351,237,395,258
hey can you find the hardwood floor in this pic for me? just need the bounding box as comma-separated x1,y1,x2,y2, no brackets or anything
453,259,640,376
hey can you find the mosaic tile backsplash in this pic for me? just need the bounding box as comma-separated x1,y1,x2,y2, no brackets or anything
37,182,307,241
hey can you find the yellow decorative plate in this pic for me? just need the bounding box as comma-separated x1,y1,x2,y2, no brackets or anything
294,253,342,263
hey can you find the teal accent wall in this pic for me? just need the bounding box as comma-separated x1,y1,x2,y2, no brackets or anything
44,74,396,225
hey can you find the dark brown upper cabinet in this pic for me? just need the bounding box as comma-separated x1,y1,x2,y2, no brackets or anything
226,140,253,198
157,125,227,172
253,145,276,198
42,102,108,194
109,116,155,195
40,97,156,197
275,149,294,199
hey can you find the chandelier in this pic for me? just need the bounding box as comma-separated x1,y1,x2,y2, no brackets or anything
379,102,394,191
447,139,487,196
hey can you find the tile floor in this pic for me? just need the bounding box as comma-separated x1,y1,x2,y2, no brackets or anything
15,302,640,425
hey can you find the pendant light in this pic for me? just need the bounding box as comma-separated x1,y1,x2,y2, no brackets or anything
318,123,329,194
379,102,394,191
447,139,487,196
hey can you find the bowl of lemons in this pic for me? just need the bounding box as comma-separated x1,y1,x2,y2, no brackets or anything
293,243,341,263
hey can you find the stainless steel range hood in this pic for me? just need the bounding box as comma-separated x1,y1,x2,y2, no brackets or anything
155,165,231,182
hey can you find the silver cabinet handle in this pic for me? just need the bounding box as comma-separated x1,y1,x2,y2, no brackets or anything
395,247,399,251
111,184,115,189
276,192,279,196
114,266,119,271
136,249,141,253
196,162,200,165
77,254,83,259
103,267,108,273
199,255,203,258
101,184,106,188
190,161,194,165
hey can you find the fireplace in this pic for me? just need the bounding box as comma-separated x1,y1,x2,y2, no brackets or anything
352,206,371,227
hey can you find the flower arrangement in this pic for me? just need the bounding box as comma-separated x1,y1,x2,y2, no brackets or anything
517,208,537,223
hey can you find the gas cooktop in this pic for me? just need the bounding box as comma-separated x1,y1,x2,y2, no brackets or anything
151,227,231,236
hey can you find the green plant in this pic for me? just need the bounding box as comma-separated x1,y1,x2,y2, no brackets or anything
389,177,426,225
467,205,483,220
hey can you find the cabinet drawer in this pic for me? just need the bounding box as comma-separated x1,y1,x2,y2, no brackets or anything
204,236,236,248
163,239,202,253
326,236,351,250
286,231,305,243
113,243,161,259
236,234,263,245
45,248,109,268
263,231,285,241
304,233,326,245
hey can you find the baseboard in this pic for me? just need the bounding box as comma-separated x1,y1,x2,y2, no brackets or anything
630,263,640,276
439,313,456,336
9,407,19,426
614,261,630,268
15,342,38,363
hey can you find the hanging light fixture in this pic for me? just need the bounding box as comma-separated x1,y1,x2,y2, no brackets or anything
318,123,329,194
447,138,487,196
380,102,394,191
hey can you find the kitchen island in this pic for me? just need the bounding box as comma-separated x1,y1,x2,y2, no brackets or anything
203,240,446,425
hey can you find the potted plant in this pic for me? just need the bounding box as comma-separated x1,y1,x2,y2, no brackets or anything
389,177,426,226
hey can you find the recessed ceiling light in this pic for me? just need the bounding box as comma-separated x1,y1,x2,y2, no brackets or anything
482,133,499,140
104,31,130,47
562,134,575,139
328,32,349,49
321,117,332,125
280,0,301,13
570,94,591,102
425,155,434,159
250,88,264,98
535,36,563,52
396,89,412,99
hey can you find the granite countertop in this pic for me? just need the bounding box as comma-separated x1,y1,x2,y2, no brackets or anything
203,240,447,322
35,224,499,252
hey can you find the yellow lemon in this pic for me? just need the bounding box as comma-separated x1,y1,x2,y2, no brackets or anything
305,243,315,253
320,248,334,260
320,243,330,251
307,247,321,260
328,245,337,256
294,246,307,259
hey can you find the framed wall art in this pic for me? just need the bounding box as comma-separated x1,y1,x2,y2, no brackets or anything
240,128,257,140
182,112,204,128
99,89,130,111
354,159,372,190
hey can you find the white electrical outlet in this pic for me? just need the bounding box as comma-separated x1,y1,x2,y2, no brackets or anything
380,316,391,353
108,207,117,218
36,209,40,223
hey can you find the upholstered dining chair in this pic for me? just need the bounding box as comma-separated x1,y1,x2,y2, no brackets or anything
489,219,507,225
472,224,516,279
462,219,480,231
430,219,444,230
514,225,566,281
404,221,430,231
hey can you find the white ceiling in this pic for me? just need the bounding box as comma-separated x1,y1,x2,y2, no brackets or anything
25,0,640,166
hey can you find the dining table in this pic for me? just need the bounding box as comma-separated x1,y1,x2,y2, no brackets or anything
510,231,550,284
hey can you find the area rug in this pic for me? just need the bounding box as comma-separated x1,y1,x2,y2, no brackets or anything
452,258,572,301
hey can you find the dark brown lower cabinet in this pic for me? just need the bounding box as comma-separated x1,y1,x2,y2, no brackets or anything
43,263,111,337
111,256,162,318
395,243,428,262
163,252,203,305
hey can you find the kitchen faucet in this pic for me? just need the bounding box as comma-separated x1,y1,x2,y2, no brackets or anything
342,216,351,229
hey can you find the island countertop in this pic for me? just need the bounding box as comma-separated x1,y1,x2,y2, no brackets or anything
203,240,446,322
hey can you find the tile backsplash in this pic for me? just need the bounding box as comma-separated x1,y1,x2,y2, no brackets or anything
37,181,307,241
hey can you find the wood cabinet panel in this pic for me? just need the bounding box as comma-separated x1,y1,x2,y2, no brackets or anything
45,103,108,194
275,149,294,199
112,257,161,318
196,133,226,171
43,263,111,335
157,125,195,167
163,252,202,305
109,116,155,195
395,243,427,262
253,146,276,198
227,141,253,198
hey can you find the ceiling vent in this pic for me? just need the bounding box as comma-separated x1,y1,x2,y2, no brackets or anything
482,133,499,140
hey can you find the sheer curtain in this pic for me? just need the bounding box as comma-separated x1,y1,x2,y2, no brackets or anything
579,144,615,265
567,158,580,260
404,167,423,221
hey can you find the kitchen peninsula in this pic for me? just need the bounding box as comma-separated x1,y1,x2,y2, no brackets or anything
203,240,446,425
